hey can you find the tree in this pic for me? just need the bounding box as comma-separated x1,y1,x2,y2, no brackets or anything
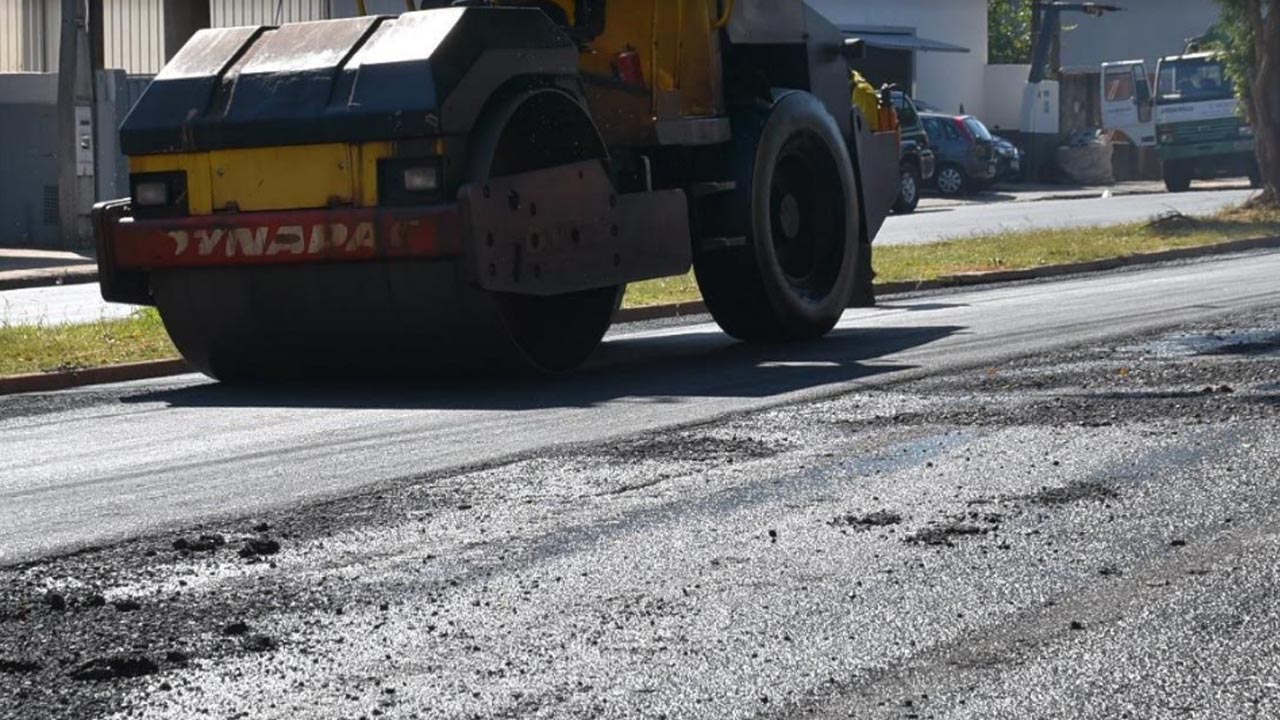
1215,0,1278,205
989,0,1033,64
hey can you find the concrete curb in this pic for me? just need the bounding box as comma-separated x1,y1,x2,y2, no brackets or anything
0,265,99,292
0,359,191,396
2,236,1277,396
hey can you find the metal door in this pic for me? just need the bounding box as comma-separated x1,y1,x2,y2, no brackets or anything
1101,60,1155,147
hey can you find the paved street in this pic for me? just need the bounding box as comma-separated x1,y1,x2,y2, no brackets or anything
0,186,1260,328
2,250,1280,718
0,281,138,327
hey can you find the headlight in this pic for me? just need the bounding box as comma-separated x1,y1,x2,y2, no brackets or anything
403,166,440,193
1160,132,1175,144
1240,125,1254,137
378,157,443,206
129,172,187,216
134,181,169,207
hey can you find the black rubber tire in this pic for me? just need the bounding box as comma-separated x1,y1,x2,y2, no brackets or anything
152,88,617,380
892,164,921,214
1164,163,1192,193
934,164,968,196
1248,160,1263,189
694,91,861,342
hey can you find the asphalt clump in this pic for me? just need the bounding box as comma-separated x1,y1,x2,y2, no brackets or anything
238,537,282,558
831,510,904,530
70,655,159,682
173,533,227,552
0,658,42,675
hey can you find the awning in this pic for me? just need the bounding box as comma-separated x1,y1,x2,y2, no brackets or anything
843,31,970,54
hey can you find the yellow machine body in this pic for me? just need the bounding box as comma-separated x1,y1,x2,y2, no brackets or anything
130,142,398,215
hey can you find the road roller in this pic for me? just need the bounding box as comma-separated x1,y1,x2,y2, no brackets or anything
93,0,900,379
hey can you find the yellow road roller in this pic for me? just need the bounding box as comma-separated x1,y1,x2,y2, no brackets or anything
94,0,900,378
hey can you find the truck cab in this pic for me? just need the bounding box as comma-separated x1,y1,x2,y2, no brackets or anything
1153,52,1260,192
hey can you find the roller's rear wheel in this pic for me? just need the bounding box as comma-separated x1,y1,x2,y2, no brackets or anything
694,91,861,342
152,87,617,380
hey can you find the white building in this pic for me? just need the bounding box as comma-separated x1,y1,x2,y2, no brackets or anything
0,1,998,121
0,0,333,74
811,0,991,118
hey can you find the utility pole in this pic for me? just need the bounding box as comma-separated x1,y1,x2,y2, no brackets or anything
88,0,104,71
164,0,212,62
56,0,94,249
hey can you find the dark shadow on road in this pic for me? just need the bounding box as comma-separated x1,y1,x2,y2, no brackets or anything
921,191,1019,204
891,207,958,216
122,323,962,412
875,303,970,313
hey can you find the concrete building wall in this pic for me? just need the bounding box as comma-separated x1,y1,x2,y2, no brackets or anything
0,0,22,71
809,0,988,119
212,0,329,28
0,0,337,74
1059,0,1221,71
0,0,49,71
0,72,60,247
983,63,1029,132
102,0,165,74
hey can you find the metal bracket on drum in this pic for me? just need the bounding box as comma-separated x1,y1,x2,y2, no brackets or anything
459,160,692,296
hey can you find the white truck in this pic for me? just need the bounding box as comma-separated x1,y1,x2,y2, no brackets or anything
1104,51,1260,192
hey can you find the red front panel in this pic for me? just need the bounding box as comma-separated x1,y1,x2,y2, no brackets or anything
110,206,465,270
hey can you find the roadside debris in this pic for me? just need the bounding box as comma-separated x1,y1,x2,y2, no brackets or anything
1021,481,1119,507
0,658,41,675
830,510,904,530
173,533,227,552
70,655,159,682
907,512,1004,547
238,537,281,559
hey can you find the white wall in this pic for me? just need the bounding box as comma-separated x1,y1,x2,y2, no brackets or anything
983,63,1028,132
809,0,988,119
0,0,50,72
1,0,337,75
0,0,22,71
213,0,329,27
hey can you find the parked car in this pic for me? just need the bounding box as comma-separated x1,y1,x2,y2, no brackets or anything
890,91,936,214
990,134,1023,184
919,112,998,196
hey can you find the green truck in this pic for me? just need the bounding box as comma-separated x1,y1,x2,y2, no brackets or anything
1154,51,1261,192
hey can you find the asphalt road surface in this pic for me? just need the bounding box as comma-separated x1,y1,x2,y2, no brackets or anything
0,187,1257,328
2,251,1279,719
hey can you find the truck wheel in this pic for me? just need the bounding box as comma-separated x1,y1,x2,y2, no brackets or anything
1164,163,1192,193
694,91,861,342
935,164,968,196
892,164,921,214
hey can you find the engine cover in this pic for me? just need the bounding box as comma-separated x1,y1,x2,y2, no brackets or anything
120,8,578,155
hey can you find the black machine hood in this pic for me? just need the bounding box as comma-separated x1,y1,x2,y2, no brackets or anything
120,7,578,155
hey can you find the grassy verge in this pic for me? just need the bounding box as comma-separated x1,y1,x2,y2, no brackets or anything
622,205,1280,307
0,308,176,377
0,206,1277,378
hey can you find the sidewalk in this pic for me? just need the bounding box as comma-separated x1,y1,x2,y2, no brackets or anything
0,248,98,291
920,178,1252,210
